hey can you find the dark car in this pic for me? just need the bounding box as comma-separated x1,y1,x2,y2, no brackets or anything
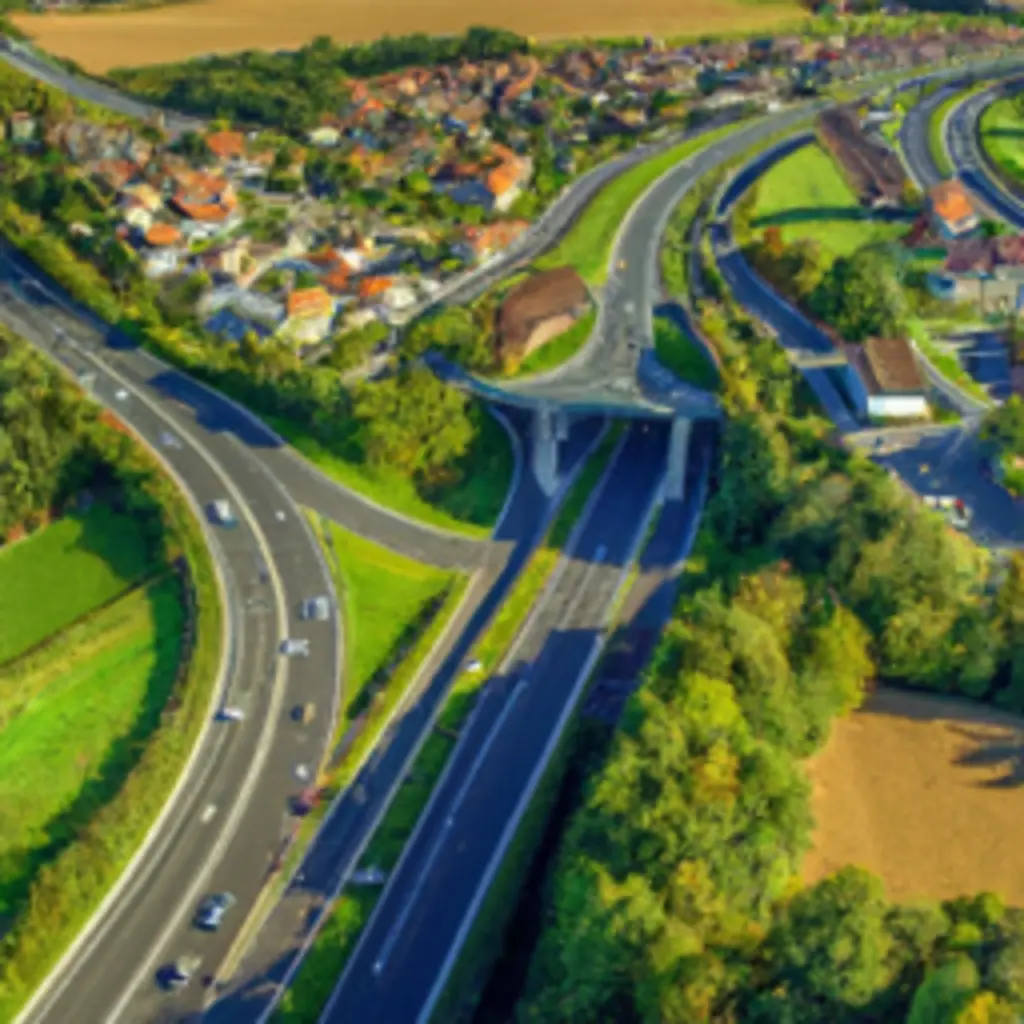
157,954,201,990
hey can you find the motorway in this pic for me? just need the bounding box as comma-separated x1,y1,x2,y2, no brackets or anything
0,266,344,1023
313,420,711,1024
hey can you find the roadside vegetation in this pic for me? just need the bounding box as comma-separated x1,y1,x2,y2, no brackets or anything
0,329,221,1021
275,421,624,1021
509,310,596,378
928,90,960,178
509,252,1024,1024
980,94,1024,189
981,395,1024,497
652,314,720,391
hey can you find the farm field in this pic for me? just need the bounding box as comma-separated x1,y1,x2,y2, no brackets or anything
11,0,805,75
0,503,155,666
804,688,1024,906
750,142,911,257
0,577,184,920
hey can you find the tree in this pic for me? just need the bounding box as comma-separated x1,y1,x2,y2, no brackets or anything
351,365,474,485
908,957,982,1024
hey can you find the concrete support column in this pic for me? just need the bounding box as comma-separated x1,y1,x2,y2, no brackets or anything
532,404,559,497
666,417,692,501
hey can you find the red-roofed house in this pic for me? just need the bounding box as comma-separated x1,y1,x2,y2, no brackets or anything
283,286,335,345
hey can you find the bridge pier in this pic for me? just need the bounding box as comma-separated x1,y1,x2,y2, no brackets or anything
665,417,692,501
531,404,567,497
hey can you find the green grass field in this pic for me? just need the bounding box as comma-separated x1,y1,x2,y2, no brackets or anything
510,309,597,378
0,504,155,666
0,577,184,921
653,315,720,392
308,516,454,737
536,121,742,284
751,142,910,257
980,95,1024,187
929,92,959,178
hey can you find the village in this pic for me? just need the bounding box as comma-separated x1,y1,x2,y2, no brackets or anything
0,19,1020,363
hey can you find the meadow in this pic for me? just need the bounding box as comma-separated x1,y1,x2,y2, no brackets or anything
805,689,1024,907
0,503,154,665
0,579,184,921
12,0,805,75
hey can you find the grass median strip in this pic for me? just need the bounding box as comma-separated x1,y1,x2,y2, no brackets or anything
653,315,720,392
274,422,624,1022
535,122,744,285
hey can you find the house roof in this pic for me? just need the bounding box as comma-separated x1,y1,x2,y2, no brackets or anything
498,267,590,350
287,286,333,318
929,180,977,227
145,223,182,247
847,337,924,395
358,276,394,300
205,130,247,161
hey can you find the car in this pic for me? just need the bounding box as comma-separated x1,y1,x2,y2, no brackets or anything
218,706,244,722
294,763,312,782
159,431,182,450
466,659,483,674
158,954,201,990
280,638,310,657
193,893,236,931
114,388,129,401
208,500,238,528
617,259,627,270
299,597,331,621
292,702,316,724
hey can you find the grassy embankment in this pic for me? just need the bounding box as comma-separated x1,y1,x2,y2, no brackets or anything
0,494,219,1020
653,314,720,391
275,422,624,1023
979,94,1024,187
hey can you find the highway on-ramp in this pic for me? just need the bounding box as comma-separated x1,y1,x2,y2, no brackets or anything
0,271,343,1024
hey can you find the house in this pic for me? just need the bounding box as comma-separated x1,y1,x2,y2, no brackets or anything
928,180,979,239
204,130,247,166
140,224,184,278
497,266,591,365
843,337,929,420
927,234,1024,313
8,112,37,145
283,286,335,345
205,307,273,344
454,220,529,263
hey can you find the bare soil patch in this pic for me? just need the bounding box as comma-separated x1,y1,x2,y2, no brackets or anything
11,0,803,75
805,689,1024,906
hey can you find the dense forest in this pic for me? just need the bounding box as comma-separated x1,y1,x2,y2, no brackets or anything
511,283,1024,1022
107,27,528,130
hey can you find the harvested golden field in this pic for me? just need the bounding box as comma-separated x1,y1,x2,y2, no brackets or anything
11,0,804,74
805,689,1024,907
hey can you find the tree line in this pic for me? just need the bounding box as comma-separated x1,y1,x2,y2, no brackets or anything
513,275,1024,1022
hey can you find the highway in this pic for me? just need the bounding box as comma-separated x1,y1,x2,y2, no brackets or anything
0,267,343,1023
311,419,710,1024
197,413,602,1020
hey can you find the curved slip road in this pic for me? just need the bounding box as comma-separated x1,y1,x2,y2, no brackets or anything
711,126,1023,551
0,272,343,1023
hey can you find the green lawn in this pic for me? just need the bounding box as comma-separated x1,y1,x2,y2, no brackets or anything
929,91,959,178
0,578,184,921
307,516,455,734
0,504,155,666
751,142,910,257
265,405,511,539
653,315,720,392
509,309,597,378
980,95,1024,187
536,122,743,285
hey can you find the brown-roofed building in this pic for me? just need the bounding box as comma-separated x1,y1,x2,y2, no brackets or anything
843,337,929,420
928,180,979,239
928,233,1024,313
205,130,247,164
817,106,906,207
144,223,182,248
497,267,591,367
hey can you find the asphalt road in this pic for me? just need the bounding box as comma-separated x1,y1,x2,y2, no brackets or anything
200,417,604,1021
0,242,483,572
712,134,1023,549
315,420,710,1024
945,76,1024,230
0,278,343,1023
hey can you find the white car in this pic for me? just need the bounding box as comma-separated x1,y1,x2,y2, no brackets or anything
159,432,182,450
115,388,129,401
218,706,244,722
466,659,483,674
299,597,331,622
209,500,238,528
280,638,310,657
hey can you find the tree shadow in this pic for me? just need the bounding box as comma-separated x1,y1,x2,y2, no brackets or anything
752,205,916,229
983,127,1024,141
